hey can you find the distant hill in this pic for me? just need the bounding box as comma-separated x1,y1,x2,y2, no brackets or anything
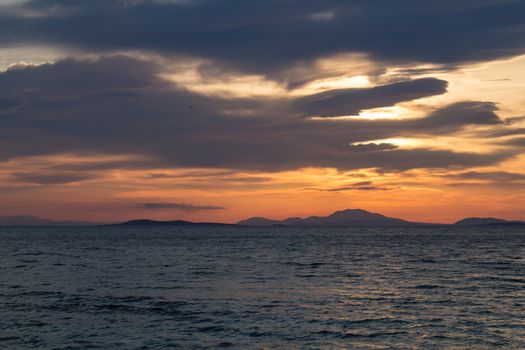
116,219,232,226
2,211,523,228
236,217,282,226
238,209,427,227
0,215,96,227
454,217,525,226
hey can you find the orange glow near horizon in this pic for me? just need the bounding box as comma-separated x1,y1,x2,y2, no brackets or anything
1,153,525,224
1,51,525,224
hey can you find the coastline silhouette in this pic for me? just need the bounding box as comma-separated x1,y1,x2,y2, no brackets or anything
2,209,523,227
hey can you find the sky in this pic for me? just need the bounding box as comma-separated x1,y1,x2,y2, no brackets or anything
0,0,525,223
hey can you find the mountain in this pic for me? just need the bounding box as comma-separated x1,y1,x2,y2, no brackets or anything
236,217,282,226
3,211,523,228
0,215,96,226
238,209,426,227
116,219,232,226
454,217,525,226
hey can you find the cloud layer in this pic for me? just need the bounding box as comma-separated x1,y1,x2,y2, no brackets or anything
1,0,525,222
0,55,520,175
137,203,225,211
2,0,525,76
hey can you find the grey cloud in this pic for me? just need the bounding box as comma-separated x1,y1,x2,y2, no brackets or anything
505,116,525,125
346,143,399,152
449,171,525,182
137,203,225,211
412,101,503,130
506,137,525,146
0,98,20,111
319,181,394,192
474,127,525,139
0,0,524,77
294,78,447,117
1,56,159,101
0,55,517,172
444,170,525,188
12,172,95,184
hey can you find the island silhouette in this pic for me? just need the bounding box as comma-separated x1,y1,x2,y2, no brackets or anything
237,209,525,227
2,209,523,227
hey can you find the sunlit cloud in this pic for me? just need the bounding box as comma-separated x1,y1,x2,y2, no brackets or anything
386,55,525,119
160,61,287,98
0,45,69,71
294,75,372,94
0,0,524,222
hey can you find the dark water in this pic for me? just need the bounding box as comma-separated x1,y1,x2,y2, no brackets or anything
1,226,524,349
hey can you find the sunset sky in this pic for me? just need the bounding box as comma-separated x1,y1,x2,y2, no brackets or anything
1,0,525,223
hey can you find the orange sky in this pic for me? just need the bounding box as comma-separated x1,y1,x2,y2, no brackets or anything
1,55,524,224
1,1,525,224
1,55,525,224
1,157,525,224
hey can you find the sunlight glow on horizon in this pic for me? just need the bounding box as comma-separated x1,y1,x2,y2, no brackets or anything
1,23,524,223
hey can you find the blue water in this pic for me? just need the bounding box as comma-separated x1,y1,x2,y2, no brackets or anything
1,226,524,349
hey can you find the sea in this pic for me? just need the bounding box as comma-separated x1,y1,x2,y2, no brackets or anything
1,225,524,349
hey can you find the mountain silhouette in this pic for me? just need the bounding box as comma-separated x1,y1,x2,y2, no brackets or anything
454,217,525,226
2,211,523,227
238,209,425,227
116,219,233,226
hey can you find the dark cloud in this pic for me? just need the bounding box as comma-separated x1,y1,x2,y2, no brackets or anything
475,127,525,139
1,0,524,76
0,98,21,111
448,171,525,182
346,143,398,152
137,203,225,211
506,137,525,147
411,101,504,130
318,181,394,192
1,57,159,100
0,55,517,172
444,170,525,188
294,78,447,117
505,116,525,125
12,172,95,184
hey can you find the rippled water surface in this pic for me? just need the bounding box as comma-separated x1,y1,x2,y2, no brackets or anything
1,226,525,349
